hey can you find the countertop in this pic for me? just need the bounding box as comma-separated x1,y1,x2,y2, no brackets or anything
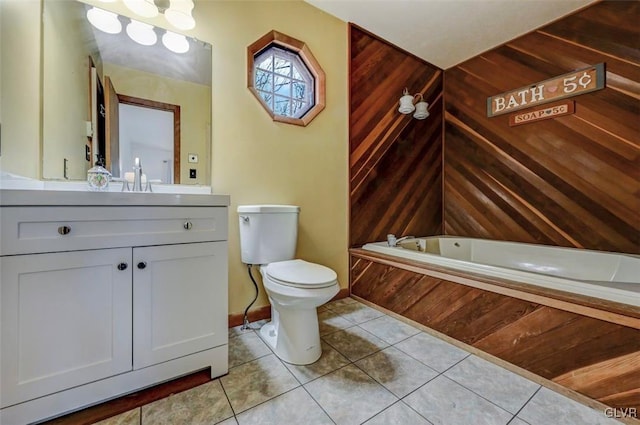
0,189,230,207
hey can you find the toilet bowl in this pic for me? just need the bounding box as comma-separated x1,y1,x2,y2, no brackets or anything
237,204,339,365
259,259,339,365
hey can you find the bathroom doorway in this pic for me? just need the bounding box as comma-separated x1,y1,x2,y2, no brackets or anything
117,95,181,184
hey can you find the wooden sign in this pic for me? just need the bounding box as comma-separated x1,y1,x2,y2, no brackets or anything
509,100,574,126
487,63,605,117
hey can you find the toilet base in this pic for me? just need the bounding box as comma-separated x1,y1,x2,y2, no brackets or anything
259,304,322,365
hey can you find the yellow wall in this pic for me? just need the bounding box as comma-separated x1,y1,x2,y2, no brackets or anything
0,0,41,178
1,0,349,317
202,1,349,314
42,0,93,180
103,63,211,185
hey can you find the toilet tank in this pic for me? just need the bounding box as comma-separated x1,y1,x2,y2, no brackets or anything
237,205,300,265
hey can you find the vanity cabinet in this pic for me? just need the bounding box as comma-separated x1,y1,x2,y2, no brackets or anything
0,191,229,425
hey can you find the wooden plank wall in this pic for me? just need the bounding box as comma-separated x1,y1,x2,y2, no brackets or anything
444,1,640,254
349,25,444,247
351,255,640,411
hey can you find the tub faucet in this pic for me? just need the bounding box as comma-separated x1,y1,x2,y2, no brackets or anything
387,234,414,247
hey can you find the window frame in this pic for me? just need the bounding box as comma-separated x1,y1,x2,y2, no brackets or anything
247,31,326,127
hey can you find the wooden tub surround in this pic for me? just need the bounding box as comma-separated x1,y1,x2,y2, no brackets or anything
350,249,640,419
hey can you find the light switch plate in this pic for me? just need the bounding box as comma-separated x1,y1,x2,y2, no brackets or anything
188,153,198,163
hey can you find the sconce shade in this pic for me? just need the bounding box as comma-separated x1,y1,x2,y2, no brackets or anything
86,7,122,34
126,20,157,46
398,93,416,114
162,30,190,53
413,101,430,119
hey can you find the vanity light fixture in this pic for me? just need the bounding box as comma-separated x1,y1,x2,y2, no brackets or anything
86,4,193,53
162,30,190,53
86,7,122,34
398,88,430,120
126,19,157,46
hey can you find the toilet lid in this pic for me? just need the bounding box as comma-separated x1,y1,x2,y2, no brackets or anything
265,259,337,288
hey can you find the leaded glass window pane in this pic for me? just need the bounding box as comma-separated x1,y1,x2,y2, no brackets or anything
292,66,303,81
274,76,291,97
257,56,273,71
274,96,290,116
255,70,272,92
252,44,314,119
274,57,291,76
292,82,305,100
259,91,273,108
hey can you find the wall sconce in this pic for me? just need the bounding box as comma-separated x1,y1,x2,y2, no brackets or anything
398,88,430,120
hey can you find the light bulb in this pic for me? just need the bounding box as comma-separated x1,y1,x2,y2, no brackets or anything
162,30,190,53
165,0,195,30
86,7,122,34
126,20,157,46
123,0,159,18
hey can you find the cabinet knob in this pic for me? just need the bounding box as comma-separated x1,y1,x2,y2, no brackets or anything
137,261,147,270
117,262,128,271
57,225,71,235
183,221,193,230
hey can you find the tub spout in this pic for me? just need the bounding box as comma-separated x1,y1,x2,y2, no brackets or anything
387,234,414,247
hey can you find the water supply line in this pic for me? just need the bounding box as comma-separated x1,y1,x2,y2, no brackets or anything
241,264,259,330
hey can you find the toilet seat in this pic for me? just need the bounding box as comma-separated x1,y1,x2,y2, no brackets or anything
264,259,337,289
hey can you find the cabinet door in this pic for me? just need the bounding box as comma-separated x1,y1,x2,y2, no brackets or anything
133,242,227,369
0,249,132,408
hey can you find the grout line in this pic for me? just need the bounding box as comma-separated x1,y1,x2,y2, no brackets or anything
398,399,437,425
218,374,239,418
398,352,469,401
438,355,544,420
507,386,541,425
300,384,338,425
437,374,515,419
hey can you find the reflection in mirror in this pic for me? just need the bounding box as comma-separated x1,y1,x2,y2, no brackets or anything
42,0,211,184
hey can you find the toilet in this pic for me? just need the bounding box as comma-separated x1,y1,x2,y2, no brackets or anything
237,205,339,365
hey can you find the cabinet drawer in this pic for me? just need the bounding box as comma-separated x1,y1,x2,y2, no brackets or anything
0,206,228,255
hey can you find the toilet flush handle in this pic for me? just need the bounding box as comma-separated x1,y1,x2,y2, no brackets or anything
240,216,250,223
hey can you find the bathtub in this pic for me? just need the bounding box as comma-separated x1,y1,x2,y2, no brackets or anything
362,236,640,308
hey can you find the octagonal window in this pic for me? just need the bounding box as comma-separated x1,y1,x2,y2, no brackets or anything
248,31,325,126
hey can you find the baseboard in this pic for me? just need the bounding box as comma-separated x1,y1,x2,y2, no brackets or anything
227,287,351,328
333,287,350,300
228,304,272,328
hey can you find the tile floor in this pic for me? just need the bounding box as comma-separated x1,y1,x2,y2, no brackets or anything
96,298,623,425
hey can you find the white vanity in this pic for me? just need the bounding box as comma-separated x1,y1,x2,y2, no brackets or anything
0,189,229,425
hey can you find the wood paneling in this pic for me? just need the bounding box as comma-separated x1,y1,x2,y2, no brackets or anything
444,1,640,254
351,253,640,411
349,25,444,247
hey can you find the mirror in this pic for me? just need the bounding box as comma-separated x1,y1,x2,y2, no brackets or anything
41,0,211,184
